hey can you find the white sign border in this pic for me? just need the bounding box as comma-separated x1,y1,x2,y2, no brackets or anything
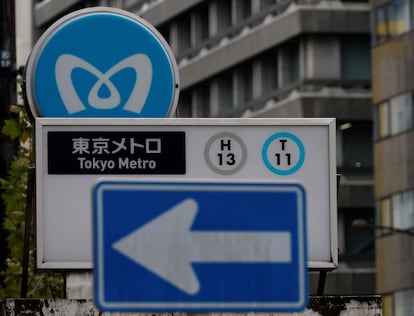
35,117,337,271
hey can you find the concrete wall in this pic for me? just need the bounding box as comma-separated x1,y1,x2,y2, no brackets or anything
304,36,341,80
374,130,414,198
251,94,372,121
372,33,414,104
376,234,414,293
0,296,381,315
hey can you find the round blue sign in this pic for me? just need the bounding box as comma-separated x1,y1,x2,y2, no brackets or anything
25,7,179,118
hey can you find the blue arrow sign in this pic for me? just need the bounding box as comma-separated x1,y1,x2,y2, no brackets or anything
25,8,179,118
93,181,307,312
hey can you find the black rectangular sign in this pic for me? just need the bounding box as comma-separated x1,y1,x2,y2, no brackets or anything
48,131,185,174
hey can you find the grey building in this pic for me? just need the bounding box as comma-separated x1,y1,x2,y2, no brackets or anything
371,0,414,313
32,0,375,295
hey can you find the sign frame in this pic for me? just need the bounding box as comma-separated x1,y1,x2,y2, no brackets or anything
35,117,337,271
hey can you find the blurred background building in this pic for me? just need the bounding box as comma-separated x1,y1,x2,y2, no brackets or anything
17,0,414,309
371,0,414,314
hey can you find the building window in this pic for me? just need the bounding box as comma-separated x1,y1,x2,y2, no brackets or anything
376,101,390,139
374,8,388,43
218,71,234,113
235,0,252,24
176,90,192,117
260,0,277,9
378,198,392,230
236,62,253,105
412,0,414,29
372,0,412,44
382,294,393,316
381,289,414,316
339,121,373,175
343,208,375,265
261,50,278,93
390,93,413,136
378,190,414,234
387,0,410,36
177,14,191,54
194,3,209,45
286,40,299,83
195,82,211,117
392,190,414,230
341,35,371,80
394,288,414,316
374,92,414,140
217,1,233,30
158,24,170,45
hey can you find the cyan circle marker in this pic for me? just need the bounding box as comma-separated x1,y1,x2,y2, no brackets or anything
262,132,305,175
25,7,179,118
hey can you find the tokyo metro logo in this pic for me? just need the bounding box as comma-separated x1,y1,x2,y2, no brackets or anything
25,8,179,118
55,54,153,114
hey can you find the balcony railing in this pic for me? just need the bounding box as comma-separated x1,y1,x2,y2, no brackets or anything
216,78,371,118
176,0,294,61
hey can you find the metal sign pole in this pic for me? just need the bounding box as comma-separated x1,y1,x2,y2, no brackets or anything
21,165,35,298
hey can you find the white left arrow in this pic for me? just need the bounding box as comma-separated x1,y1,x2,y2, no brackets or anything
112,198,292,295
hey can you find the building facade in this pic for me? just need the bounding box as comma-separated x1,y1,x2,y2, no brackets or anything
371,0,414,314
30,0,375,295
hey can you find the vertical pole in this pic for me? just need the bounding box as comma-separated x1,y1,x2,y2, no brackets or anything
0,0,17,282
316,270,327,295
21,166,35,298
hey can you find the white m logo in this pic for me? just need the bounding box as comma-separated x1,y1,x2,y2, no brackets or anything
55,54,152,114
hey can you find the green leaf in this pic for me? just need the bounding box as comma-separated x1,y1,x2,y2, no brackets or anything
1,118,21,140
0,83,64,298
